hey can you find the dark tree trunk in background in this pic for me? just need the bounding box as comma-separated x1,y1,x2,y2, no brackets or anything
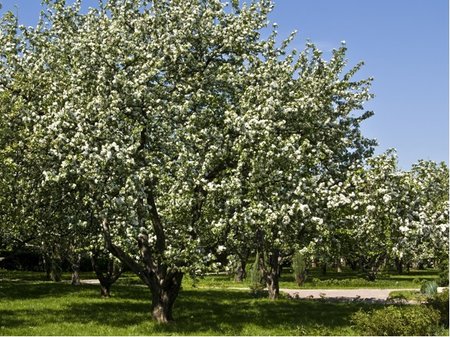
43,253,52,280
364,254,386,281
348,259,359,271
395,257,403,274
321,263,327,276
234,249,250,282
71,253,82,285
264,249,280,300
49,246,62,282
277,256,283,278
90,251,123,298
234,260,247,282
100,283,111,297
336,258,342,273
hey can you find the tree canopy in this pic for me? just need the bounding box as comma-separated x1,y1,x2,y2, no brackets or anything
0,0,447,323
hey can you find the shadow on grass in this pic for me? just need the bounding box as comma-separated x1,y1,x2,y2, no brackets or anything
0,281,383,335
158,290,381,334
0,310,26,328
0,281,100,300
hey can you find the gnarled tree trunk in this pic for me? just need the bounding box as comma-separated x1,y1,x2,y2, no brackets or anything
150,272,183,323
395,257,403,274
263,249,280,300
234,250,250,282
90,251,123,298
71,253,82,286
234,261,247,282
50,246,62,282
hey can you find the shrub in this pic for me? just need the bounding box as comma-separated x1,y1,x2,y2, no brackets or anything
351,305,440,336
292,252,307,286
420,280,438,296
427,288,449,328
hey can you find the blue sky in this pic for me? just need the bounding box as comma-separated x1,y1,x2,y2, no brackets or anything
1,0,448,169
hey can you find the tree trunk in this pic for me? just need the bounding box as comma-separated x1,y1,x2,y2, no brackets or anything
395,257,403,274
50,252,62,282
150,272,183,323
90,251,122,297
266,272,279,300
43,253,52,280
100,282,111,297
336,258,342,273
102,217,185,323
348,259,358,271
234,260,247,282
417,261,425,270
277,261,283,277
321,263,327,275
264,250,280,300
71,254,82,286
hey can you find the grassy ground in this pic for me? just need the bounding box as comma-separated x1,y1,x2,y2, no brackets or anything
1,267,438,289
0,278,380,335
388,290,427,302
183,269,438,290
0,269,446,336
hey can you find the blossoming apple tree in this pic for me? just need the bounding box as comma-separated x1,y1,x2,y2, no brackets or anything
321,150,449,279
0,0,378,321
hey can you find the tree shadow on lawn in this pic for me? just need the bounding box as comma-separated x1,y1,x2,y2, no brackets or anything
1,282,382,335
34,289,382,334
160,290,381,335
0,310,26,329
0,281,101,300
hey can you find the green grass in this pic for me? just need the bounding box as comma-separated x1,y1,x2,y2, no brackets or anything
388,290,428,302
0,269,446,335
180,268,438,290
0,278,381,335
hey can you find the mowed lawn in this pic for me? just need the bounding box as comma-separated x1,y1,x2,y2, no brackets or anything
0,269,443,335
0,277,382,336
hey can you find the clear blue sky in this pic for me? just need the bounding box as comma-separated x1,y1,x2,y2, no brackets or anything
1,0,448,169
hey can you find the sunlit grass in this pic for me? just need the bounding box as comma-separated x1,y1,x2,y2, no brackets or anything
0,279,381,336
0,269,444,335
181,268,439,290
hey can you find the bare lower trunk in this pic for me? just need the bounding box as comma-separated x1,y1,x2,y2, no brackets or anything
234,260,247,282
266,272,279,300
264,250,280,300
90,251,122,297
50,255,62,282
43,253,52,280
100,283,111,297
336,258,342,273
150,272,183,323
395,257,403,274
102,217,184,323
365,255,385,281
71,254,81,286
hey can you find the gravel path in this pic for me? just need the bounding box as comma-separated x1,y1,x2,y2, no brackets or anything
280,288,418,300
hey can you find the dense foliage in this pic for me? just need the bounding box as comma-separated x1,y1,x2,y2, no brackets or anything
0,0,448,324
